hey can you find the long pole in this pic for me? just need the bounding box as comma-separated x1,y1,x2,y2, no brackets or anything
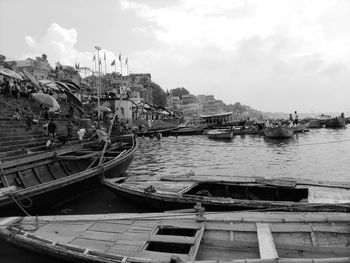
95,46,102,119
114,60,117,73
104,53,107,75
119,53,123,76
94,53,97,76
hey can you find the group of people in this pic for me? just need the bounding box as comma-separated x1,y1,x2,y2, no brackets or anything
1,77,37,98
289,111,299,126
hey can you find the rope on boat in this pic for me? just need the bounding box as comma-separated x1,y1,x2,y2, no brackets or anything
5,192,33,216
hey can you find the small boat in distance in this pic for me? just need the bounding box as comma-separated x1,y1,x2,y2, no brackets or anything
170,126,204,136
265,125,294,138
103,174,350,212
207,128,233,139
324,117,346,128
1,210,349,263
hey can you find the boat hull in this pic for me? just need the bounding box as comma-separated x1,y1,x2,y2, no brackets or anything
265,126,294,138
103,176,350,213
324,117,346,128
0,136,138,216
170,127,204,136
207,130,233,139
1,211,349,263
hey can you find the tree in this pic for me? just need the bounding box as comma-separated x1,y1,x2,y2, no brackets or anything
150,82,167,106
170,87,190,99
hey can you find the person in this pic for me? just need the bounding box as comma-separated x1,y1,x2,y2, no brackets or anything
77,128,86,142
88,127,111,150
66,120,73,138
293,111,298,125
12,108,21,120
340,112,345,118
68,105,74,119
46,136,55,150
289,114,293,122
26,108,34,132
43,107,49,123
47,119,57,138
156,132,162,140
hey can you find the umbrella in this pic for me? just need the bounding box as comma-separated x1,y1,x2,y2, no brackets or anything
94,105,111,112
64,90,83,108
22,69,40,88
32,93,60,110
0,68,23,80
55,81,72,92
39,80,61,91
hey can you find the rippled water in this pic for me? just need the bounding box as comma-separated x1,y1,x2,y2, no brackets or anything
128,127,350,182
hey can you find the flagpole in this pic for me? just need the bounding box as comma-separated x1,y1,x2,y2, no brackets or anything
114,59,117,73
119,53,123,76
94,53,97,76
126,57,129,75
95,46,102,119
104,52,107,75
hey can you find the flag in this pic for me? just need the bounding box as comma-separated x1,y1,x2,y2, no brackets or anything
104,52,106,61
118,53,121,62
111,60,116,66
125,57,128,65
93,54,95,62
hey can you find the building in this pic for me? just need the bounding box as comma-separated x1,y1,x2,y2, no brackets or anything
16,54,51,80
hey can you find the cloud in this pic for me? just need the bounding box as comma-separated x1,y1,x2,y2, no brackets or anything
121,0,350,112
23,23,119,75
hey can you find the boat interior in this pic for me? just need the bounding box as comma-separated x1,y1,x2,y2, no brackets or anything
1,213,349,262
184,183,309,202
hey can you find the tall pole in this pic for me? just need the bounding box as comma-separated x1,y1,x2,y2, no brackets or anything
95,46,101,119
119,53,123,76
104,52,107,75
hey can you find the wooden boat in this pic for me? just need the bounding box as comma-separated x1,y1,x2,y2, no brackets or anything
103,174,350,212
138,127,177,137
1,210,349,263
324,117,346,128
170,127,204,136
0,134,138,216
264,126,294,138
308,118,322,128
292,122,310,133
207,128,233,139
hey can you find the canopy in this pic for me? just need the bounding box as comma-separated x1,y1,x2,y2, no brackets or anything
22,69,40,88
39,80,61,91
0,68,23,80
65,90,82,108
94,105,111,112
32,93,60,110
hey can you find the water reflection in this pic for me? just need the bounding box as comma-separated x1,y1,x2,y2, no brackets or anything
128,128,350,181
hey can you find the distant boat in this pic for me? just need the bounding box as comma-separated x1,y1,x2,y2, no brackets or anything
324,117,346,128
1,210,350,262
264,126,294,138
207,128,233,139
292,122,310,133
103,174,350,212
308,118,322,128
170,126,204,136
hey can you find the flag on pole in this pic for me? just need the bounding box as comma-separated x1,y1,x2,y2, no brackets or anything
104,52,106,61
111,60,116,66
125,57,128,65
93,54,95,62
118,53,121,61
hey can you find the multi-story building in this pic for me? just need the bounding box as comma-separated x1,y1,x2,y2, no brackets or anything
16,54,51,80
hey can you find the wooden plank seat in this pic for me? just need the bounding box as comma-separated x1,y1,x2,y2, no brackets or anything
256,223,278,259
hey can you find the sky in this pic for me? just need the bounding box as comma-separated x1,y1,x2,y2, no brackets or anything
1,0,350,113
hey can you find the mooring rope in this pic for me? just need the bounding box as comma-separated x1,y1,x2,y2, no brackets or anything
6,192,33,216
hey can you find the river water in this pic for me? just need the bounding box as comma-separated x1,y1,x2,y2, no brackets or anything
2,127,350,262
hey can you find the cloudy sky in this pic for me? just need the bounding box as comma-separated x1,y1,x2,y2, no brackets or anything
1,0,350,113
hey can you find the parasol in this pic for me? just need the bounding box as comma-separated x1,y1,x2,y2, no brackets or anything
39,80,61,91
32,93,60,110
94,105,111,112
22,69,40,88
0,68,23,80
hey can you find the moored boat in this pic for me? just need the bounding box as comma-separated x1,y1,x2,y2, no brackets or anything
292,122,310,133
207,128,233,139
170,126,204,136
103,174,350,212
0,134,138,216
265,126,294,138
1,210,349,262
324,117,346,128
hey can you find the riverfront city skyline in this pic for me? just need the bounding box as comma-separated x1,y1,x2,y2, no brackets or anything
1,0,350,113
